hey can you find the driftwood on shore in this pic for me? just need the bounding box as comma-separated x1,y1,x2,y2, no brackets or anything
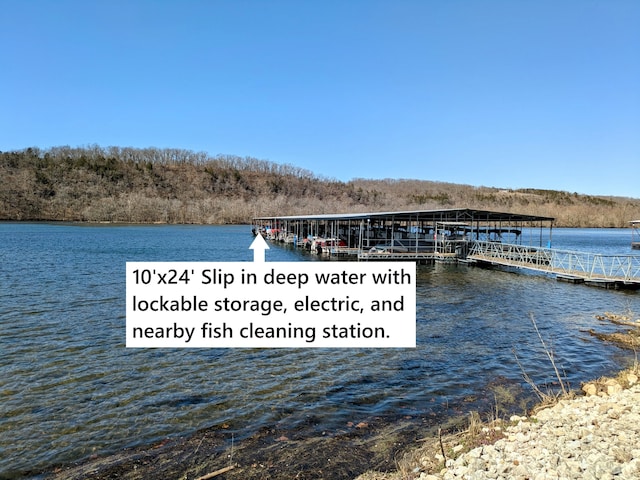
195,464,236,479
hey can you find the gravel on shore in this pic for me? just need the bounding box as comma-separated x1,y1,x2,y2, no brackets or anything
420,373,640,480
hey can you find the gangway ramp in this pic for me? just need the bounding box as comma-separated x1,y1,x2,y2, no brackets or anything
467,241,640,289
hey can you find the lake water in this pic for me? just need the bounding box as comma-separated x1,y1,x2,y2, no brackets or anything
1,224,639,478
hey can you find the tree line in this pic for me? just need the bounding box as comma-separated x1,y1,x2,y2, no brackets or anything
1,146,638,227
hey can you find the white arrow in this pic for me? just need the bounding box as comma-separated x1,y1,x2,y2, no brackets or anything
249,234,269,262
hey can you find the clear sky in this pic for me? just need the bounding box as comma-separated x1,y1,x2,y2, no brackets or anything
1,0,638,197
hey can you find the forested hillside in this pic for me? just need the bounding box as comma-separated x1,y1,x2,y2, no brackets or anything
1,146,638,227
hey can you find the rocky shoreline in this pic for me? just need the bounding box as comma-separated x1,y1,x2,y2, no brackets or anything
40,313,640,480
357,370,640,480
358,312,640,480
436,373,640,479
44,370,640,480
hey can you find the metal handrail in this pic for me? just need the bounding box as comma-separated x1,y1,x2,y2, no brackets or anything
468,241,640,282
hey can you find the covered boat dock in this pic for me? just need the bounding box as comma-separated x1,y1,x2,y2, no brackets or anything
254,209,640,288
253,208,555,263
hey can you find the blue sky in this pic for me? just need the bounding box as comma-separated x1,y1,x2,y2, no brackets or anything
1,0,638,197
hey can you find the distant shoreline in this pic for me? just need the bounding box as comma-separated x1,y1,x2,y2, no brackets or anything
2,147,639,227
0,219,637,230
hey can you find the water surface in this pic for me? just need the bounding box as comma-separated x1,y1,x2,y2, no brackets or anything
1,224,638,477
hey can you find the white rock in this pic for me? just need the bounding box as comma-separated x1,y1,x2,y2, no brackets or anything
467,447,483,459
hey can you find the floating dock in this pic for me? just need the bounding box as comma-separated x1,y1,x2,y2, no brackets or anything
466,241,640,289
254,208,640,289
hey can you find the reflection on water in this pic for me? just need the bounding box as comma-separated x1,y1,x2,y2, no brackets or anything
1,224,638,477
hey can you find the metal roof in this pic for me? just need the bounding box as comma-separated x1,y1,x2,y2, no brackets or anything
254,208,555,223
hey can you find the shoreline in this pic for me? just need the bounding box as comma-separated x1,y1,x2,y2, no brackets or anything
34,364,638,480
36,401,468,480
358,312,640,479
376,367,640,480
24,313,640,480
356,367,640,480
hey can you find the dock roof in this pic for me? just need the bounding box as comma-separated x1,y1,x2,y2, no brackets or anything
254,208,554,223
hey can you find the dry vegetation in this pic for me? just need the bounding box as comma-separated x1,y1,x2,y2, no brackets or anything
2,146,639,226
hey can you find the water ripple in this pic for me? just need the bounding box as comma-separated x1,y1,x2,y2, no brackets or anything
1,224,638,477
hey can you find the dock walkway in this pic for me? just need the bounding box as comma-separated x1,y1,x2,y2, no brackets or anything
253,209,640,289
467,241,640,288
